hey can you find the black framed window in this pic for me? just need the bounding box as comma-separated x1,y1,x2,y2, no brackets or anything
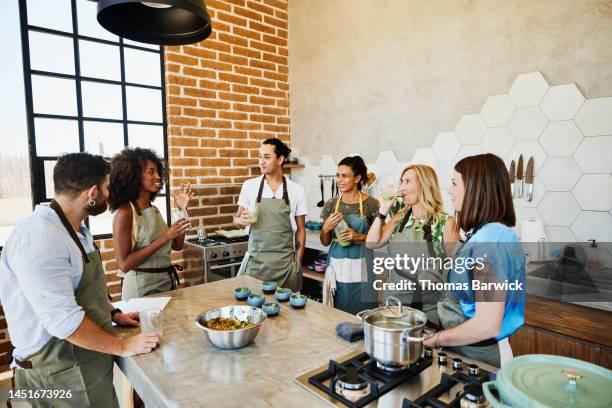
8,0,170,240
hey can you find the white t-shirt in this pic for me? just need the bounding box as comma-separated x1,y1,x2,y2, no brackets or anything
237,175,308,232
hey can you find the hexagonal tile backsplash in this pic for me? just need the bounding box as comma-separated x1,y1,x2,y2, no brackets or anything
296,71,611,243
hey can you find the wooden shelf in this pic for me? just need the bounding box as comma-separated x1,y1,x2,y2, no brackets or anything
303,266,324,282
247,163,305,169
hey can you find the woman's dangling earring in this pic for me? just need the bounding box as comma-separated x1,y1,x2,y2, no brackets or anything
88,200,95,207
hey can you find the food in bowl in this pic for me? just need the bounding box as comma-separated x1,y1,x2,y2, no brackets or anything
204,316,254,330
275,288,291,302
195,305,266,350
261,281,277,294
247,294,265,307
290,293,307,309
234,287,251,300
262,302,280,316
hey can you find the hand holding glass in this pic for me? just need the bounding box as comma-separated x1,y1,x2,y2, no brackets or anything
141,309,163,339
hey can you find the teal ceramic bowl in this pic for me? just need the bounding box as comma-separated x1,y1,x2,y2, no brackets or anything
262,281,277,294
290,293,307,309
262,302,280,316
234,287,251,300
275,288,291,302
247,294,265,307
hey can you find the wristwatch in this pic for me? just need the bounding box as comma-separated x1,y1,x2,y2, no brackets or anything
110,308,122,321
377,212,387,221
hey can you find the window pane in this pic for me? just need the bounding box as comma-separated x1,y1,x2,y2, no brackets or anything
84,121,125,157
43,160,57,200
1,0,32,245
76,0,118,42
81,81,123,119
79,40,120,81
123,39,160,51
32,75,77,116
128,124,164,154
34,118,79,156
126,87,163,123
27,0,73,33
29,31,75,75
88,208,113,236
124,48,161,87
152,196,168,224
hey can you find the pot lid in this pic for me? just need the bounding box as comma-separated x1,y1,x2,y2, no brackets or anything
362,296,427,326
498,354,612,408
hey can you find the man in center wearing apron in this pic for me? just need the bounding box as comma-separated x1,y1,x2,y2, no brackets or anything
0,153,160,407
234,138,308,292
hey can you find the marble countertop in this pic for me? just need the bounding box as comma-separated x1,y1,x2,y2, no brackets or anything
114,276,363,407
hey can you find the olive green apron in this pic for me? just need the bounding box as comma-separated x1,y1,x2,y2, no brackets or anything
385,212,444,327
237,176,302,292
437,236,502,367
122,202,177,301
13,200,119,408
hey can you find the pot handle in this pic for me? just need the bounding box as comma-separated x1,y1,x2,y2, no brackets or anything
385,295,403,314
400,332,425,342
355,309,370,323
482,381,512,408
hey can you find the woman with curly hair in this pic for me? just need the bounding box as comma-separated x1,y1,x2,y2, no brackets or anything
109,148,193,300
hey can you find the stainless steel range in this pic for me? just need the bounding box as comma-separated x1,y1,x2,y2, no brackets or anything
184,235,248,284
294,348,497,408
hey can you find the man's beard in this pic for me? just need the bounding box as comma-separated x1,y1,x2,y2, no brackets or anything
86,193,108,216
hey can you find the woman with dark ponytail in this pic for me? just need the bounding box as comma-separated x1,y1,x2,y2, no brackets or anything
319,156,379,314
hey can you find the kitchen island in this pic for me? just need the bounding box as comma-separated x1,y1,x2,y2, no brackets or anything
114,276,363,407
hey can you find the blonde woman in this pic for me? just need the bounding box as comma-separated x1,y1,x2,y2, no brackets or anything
366,164,459,326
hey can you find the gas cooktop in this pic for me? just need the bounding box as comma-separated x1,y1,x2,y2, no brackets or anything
186,235,248,247
294,349,496,408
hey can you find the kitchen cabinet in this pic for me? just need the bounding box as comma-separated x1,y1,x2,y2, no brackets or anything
509,295,612,369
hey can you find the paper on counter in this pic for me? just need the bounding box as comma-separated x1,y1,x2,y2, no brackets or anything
112,297,171,314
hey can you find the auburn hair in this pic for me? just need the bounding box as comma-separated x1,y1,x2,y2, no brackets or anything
454,153,515,232
399,164,445,223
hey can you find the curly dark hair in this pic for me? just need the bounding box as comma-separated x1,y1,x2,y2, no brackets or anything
108,147,166,212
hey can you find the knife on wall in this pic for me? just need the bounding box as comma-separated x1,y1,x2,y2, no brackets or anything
525,157,534,201
517,155,524,198
509,160,516,198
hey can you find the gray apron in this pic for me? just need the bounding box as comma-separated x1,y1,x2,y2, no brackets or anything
437,235,502,367
385,211,445,327
122,202,179,301
13,200,119,408
237,176,302,292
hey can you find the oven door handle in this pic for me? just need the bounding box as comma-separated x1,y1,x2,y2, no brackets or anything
208,261,243,270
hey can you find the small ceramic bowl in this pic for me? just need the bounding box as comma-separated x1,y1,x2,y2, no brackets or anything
247,294,265,308
234,287,251,300
290,293,307,309
262,302,280,316
275,288,292,302
261,281,277,294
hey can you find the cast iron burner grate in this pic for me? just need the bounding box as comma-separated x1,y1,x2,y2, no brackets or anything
401,368,495,408
307,352,432,408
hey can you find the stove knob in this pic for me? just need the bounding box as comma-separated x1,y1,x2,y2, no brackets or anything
424,347,433,358
468,363,480,376
223,250,230,257
211,253,218,259
452,357,463,370
437,351,447,365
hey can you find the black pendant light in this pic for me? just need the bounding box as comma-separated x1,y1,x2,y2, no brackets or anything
95,0,212,45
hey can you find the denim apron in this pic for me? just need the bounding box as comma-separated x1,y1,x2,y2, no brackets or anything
13,200,119,408
324,193,373,314
237,176,302,292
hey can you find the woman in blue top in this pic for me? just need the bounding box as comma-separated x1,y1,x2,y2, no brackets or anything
423,153,525,367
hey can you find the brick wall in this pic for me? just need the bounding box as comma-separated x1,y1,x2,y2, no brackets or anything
0,0,290,371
